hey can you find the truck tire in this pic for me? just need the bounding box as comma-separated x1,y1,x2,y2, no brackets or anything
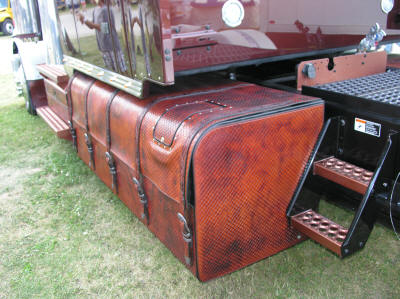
2,18,14,36
19,65,36,115
22,82,36,115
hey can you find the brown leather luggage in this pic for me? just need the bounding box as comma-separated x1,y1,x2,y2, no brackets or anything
69,73,324,281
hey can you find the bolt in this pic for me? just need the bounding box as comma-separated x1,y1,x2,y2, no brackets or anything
205,24,211,30
302,63,316,79
337,148,344,155
177,50,182,56
359,242,364,247
206,46,211,51
383,182,388,188
344,248,349,255
165,56,171,62
340,119,346,126
174,27,180,33
141,213,145,219
164,49,171,55
185,256,191,265
297,235,302,240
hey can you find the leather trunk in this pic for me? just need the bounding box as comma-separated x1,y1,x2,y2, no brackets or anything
70,73,324,281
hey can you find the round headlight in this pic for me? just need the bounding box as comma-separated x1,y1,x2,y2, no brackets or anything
381,0,395,14
222,0,245,28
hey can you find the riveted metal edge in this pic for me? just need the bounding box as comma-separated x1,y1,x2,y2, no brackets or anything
63,55,143,98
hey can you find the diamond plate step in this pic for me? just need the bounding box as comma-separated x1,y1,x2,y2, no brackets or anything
292,209,348,256
314,157,373,194
36,106,71,140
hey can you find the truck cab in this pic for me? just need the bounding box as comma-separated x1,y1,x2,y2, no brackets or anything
0,0,13,35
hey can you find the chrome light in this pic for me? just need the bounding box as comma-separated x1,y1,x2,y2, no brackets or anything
381,0,395,14
222,0,245,28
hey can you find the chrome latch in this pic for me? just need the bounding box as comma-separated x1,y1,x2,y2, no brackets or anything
358,23,386,53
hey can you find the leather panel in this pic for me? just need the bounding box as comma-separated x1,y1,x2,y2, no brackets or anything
153,100,226,146
141,84,319,203
193,104,324,281
69,73,324,281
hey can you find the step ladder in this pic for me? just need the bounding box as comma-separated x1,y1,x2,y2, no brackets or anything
287,117,399,257
36,106,71,140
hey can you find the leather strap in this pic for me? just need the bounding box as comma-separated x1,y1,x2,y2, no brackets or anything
66,72,79,151
133,84,250,238
84,79,97,169
177,212,193,266
105,89,120,193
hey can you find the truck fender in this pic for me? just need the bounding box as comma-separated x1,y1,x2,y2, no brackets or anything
12,39,47,114
12,38,47,81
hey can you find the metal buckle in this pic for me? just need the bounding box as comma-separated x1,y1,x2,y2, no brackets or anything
105,151,117,192
105,151,114,168
177,213,192,243
85,133,95,168
132,177,146,201
132,177,149,222
84,133,91,148
68,121,77,149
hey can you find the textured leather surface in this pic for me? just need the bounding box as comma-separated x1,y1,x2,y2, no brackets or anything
70,73,324,281
193,104,324,281
71,74,152,222
140,84,319,203
153,100,226,146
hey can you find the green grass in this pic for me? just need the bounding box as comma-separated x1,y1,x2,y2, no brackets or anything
0,72,400,298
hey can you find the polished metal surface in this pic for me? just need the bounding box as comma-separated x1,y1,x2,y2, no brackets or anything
38,0,63,64
58,0,169,87
63,55,144,98
10,0,41,37
54,0,400,90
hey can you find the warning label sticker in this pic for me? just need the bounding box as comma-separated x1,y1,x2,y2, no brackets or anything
354,118,381,137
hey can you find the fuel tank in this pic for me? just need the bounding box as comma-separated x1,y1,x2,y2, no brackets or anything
68,72,324,281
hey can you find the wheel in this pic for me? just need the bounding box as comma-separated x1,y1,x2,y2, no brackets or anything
13,51,36,115
18,62,36,115
2,19,14,36
22,80,36,115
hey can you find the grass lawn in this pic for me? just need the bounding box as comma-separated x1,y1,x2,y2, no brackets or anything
0,44,399,298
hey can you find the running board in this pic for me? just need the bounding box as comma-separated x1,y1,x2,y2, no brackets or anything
36,106,71,140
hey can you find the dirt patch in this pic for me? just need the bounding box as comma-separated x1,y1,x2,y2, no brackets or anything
0,167,42,230
0,167,41,191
